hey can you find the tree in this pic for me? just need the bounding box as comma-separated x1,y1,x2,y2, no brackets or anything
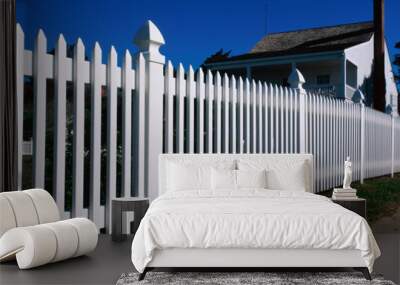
201,49,231,67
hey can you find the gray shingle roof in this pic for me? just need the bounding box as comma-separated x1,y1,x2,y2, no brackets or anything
251,21,374,53
204,21,374,64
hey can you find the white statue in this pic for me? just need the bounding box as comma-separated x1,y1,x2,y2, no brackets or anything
343,156,352,189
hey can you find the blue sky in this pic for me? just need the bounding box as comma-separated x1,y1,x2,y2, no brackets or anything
17,0,399,68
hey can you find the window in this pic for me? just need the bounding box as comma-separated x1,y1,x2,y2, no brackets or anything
316,75,330,85
346,61,358,89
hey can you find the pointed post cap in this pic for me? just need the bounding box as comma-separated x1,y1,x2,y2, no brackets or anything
288,67,305,90
353,88,365,104
133,20,165,63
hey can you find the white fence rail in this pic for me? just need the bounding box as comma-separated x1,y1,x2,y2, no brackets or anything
15,21,400,232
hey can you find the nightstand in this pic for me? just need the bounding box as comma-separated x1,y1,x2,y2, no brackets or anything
331,198,366,219
112,198,149,242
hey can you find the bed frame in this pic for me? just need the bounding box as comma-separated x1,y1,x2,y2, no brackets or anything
139,248,371,280
138,154,372,281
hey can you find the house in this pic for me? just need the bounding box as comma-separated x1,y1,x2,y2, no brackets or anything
203,21,399,116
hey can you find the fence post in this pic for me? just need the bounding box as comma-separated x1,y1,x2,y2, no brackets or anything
360,102,366,183
354,88,366,183
134,20,165,201
288,67,306,153
391,114,395,178
33,29,50,188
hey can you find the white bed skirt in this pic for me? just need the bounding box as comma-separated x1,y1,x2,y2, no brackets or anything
148,248,366,268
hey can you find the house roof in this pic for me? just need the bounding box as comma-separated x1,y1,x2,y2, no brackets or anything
205,21,374,64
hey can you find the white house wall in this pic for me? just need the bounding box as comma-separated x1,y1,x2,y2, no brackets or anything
384,42,399,115
345,36,398,115
345,37,374,98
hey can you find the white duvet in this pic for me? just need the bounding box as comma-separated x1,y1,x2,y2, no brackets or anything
131,189,380,273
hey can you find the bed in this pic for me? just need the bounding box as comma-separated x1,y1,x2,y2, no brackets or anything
131,154,380,280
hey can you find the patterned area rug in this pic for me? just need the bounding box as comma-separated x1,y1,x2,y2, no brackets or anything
116,271,396,285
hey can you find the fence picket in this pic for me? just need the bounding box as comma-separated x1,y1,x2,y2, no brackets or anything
366,110,369,177
251,80,256,153
263,83,268,153
164,61,174,153
312,94,317,190
351,104,355,180
122,50,133,197
279,86,284,153
274,85,280,153
89,42,104,228
223,74,230,153
391,116,395,177
341,100,345,182
206,70,213,153
290,89,295,153
329,98,334,187
33,29,51,188
323,97,328,189
72,38,88,219
215,72,222,153
238,77,244,153
196,68,205,153
244,79,250,153
326,98,330,188
294,90,298,153
324,97,328,188
344,103,349,176
334,100,339,185
230,75,237,153
285,87,290,153
269,84,275,153
176,64,185,153
106,46,119,233
53,34,68,215
354,105,358,180
186,66,195,153
354,105,358,179
316,94,322,190
135,53,146,198
326,96,329,188
257,81,262,153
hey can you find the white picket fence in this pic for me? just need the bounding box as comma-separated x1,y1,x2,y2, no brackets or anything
15,21,400,232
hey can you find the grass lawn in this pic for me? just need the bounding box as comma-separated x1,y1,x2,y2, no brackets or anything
319,173,400,223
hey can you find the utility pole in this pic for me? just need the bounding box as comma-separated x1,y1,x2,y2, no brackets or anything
373,0,386,112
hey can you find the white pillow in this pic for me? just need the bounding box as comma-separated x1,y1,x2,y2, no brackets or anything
266,165,307,191
237,158,309,191
166,162,212,191
236,169,268,189
211,168,236,190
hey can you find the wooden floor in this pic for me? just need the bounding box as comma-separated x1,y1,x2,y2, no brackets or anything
1,233,399,285
0,235,133,285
